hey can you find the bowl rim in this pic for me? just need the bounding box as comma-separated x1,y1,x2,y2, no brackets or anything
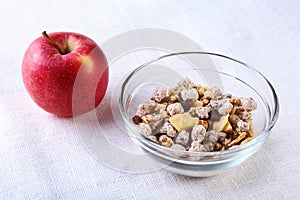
119,51,280,159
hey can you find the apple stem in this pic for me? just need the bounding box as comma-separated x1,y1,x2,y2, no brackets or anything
42,31,66,55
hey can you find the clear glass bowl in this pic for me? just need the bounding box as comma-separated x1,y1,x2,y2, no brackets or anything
119,52,279,177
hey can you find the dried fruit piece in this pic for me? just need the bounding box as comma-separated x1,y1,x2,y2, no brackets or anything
222,121,233,134
212,114,229,132
169,113,199,131
132,115,143,125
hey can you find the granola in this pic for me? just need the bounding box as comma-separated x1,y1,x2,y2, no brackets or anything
133,77,257,152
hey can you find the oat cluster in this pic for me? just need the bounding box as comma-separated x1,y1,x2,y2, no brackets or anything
132,78,257,152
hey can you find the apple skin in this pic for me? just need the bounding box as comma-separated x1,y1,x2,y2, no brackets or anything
22,32,109,117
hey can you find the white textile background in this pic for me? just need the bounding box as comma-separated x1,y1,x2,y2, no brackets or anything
0,0,299,199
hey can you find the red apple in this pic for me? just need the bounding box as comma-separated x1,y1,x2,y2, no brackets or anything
22,31,109,117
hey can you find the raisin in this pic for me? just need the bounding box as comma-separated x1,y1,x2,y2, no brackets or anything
132,115,143,125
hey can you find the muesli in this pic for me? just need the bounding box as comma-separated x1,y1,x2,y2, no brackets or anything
132,78,257,152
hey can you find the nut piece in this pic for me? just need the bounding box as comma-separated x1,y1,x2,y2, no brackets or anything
138,123,152,136
191,125,206,142
201,98,210,105
169,95,177,103
213,143,223,151
203,90,213,99
167,102,184,116
181,88,199,101
152,87,166,102
230,105,238,115
195,106,210,119
228,132,247,146
218,132,227,142
224,138,232,146
196,85,207,97
160,122,177,137
155,103,168,118
212,114,229,132
230,97,241,106
159,135,174,147
241,97,257,111
248,120,254,137
198,120,209,130
175,130,189,146
229,114,241,125
193,100,204,107
169,113,199,131
240,137,252,145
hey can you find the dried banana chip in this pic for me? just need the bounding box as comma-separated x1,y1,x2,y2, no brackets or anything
169,113,199,131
